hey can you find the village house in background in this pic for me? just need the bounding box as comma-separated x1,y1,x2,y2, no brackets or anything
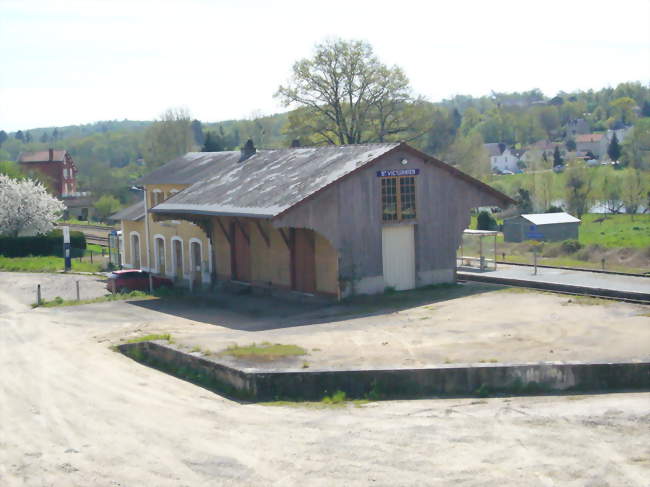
485,143,520,173
17,149,94,220
113,142,512,297
503,212,581,243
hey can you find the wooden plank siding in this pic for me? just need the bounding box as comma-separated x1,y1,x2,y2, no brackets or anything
273,147,508,295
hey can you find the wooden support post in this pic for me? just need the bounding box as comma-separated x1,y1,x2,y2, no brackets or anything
234,218,250,244
37,284,41,306
533,249,538,275
76,281,80,301
90,251,93,263
278,228,292,251
255,220,270,247
216,218,232,246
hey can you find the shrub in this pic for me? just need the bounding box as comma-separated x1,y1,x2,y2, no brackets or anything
476,210,497,230
560,239,582,254
542,245,562,258
0,230,86,257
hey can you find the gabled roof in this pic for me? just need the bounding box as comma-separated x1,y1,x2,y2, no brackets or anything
18,150,67,163
151,144,400,219
110,201,145,222
520,212,581,225
145,142,513,220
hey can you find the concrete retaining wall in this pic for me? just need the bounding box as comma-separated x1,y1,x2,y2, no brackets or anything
119,341,650,401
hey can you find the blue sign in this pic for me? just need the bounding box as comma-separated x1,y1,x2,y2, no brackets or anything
526,232,544,240
376,168,419,177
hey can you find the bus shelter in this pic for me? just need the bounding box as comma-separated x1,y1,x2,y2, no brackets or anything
457,229,498,272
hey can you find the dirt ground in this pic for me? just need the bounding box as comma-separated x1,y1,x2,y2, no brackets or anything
2,273,650,486
57,284,650,370
0,272,108,310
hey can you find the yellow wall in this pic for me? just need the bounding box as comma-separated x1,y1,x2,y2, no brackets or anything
146,183,189,207
315,232,339,295
121,211,339,296
121,211,210,284
250,220,292,288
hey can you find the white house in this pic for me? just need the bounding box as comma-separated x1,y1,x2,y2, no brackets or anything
485,143,519,173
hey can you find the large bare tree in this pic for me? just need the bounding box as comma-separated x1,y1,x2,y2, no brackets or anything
276,39,419,145
143,107,197,168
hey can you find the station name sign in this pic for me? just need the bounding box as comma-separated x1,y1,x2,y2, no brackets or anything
376,168,419,177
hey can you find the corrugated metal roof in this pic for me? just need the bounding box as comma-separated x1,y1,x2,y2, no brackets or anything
18,150,67,163
151,144,400,218
521,212,581,225
138,151,242,185
110,201,145,221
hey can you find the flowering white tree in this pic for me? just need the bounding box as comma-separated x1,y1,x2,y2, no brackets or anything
0,175,65,237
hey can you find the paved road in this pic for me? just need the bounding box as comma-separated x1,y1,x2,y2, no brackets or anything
1,275,649,486
460,264,650,296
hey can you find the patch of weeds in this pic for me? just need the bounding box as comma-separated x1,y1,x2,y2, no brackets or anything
124,333,171,344
444,358,454,364
322,390,347,405
260,398,369,409
478,358,499,363
34,290,152,308
563,296,611,306
311,348,321,352
384,286,396,295
302,361,310,369
190,346,202,353
495,287,540,295
220,342,307,361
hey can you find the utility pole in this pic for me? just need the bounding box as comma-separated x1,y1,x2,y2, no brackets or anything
143,187,154,293
132,185,154,293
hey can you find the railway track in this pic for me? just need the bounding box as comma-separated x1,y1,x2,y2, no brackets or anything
57,223,115,247
86,235,110,246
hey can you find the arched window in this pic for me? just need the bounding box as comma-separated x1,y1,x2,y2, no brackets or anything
153,235,166,274
171,237,184,281
130,232,141,268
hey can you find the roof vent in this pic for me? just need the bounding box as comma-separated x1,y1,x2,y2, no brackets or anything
239,139,256,162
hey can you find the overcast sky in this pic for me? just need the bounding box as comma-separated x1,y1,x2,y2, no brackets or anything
1,0,649,132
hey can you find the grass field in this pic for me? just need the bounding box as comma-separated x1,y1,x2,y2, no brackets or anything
578,214,650,248
465,213,649,273
470,213,650,249
0,255,104,273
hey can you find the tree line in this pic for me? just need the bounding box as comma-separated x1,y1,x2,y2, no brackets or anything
1,38,648,213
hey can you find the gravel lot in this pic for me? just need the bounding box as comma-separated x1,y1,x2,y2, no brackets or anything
1,273,649,485
0,271,108,308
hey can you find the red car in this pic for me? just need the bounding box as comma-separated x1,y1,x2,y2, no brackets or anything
106,269,173,293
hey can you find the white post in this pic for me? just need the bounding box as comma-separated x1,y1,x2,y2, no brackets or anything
143,188,154,293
